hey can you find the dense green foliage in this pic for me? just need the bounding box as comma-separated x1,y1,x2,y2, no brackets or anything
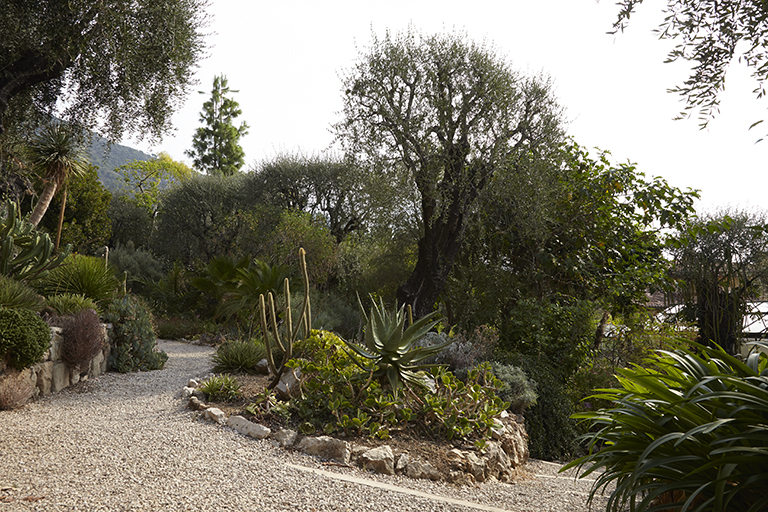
115,152,193,212
104,296,167,372
669,210,768,354
108,194,154,249
0,307,51,370
337,28,564,317
270,330,508,443
108,242,165,295
37,165,112,254
186,75,248,176
0,0,208,141
564,340,768,512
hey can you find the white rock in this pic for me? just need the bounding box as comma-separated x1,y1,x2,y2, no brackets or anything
188,379,199,388
203,407,226,424
406,459,441,481
273,428,298,448
297,436,350,464
182,386,195,398
358,445,394,475
227,415,271,439
395,452,410,472
275,368,302,400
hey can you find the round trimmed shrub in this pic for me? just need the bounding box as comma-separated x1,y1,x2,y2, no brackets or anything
104,296,167,372
0,307,51,370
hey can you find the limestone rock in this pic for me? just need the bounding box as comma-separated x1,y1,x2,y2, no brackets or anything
395,452,410,473
35,361,53,396
188,379,199,388
499,415,529,467
188,396,207,410
204,407,226,424
51,361,69,393
358,445,394,475
273,428,298,448
406,459,441,481
483,441,513,481
275,368,302,400
255,359,269,375
227,415,271,439
297,436,350,464
182,386,196,399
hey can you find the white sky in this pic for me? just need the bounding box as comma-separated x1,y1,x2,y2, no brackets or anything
125,0,768,214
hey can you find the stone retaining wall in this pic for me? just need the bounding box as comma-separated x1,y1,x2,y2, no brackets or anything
24,325,111,398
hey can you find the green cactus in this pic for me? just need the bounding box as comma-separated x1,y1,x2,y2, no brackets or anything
259,247,312,389
0,199,69,282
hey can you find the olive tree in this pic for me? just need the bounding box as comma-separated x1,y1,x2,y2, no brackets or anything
0,0,207,141
336,29,564,317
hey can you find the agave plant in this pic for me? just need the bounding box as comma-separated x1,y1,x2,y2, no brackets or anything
344,296,451,398
562,339,768,512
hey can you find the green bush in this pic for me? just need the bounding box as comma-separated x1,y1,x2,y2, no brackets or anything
490,362,537,415
563,340,768,512
0,275,44,310
499,352,580,461
0,307,51,370
38,254,119,305
154,315,215,341
46,293,100,316
104,296,167,372
108,241,164,295
211,339,267,374
199,374,242,402
60,309,106,370
280,330,508,444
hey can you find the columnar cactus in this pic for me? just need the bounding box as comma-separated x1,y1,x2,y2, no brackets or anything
259,247,311,388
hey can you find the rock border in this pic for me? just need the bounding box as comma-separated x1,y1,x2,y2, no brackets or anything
183,377,530,484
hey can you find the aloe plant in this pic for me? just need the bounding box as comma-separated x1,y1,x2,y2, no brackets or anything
562,340,768,512
344,296,450,398
1,199,69,282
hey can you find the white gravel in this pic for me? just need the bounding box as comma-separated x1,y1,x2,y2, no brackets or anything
0,340,609,511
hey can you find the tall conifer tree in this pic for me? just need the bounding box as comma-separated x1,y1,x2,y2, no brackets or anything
186,75,249,176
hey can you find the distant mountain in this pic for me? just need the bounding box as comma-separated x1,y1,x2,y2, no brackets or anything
86,134,155,192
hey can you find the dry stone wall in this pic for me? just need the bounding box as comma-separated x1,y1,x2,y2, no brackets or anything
22,326,111,398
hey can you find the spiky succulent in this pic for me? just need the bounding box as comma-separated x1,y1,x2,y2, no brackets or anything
344,296,451,397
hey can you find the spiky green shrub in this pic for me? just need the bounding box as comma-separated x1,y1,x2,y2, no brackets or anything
104,296,167,372
0,199,69,282
343,296,449,398
46,293,99,316
38,254,119,305
0,274,44,310
0,307,51,370
563,340,768,512
199,374,242,402
60,309,106,370
211,339,267,374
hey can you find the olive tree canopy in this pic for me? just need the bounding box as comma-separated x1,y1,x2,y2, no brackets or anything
335,29,564,317
0,0,208,141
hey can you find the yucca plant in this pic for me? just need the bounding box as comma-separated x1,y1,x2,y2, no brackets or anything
38,254,119,305
562,340,768,512
0,274,44,310
343,296,450,398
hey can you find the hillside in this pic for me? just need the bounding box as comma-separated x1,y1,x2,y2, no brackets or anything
87,134,155,192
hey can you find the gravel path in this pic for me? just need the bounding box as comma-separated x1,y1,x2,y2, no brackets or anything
0,341,609,511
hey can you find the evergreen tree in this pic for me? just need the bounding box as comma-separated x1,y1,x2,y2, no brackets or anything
186,75,249,176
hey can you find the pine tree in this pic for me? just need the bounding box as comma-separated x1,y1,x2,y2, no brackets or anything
186,75,249,176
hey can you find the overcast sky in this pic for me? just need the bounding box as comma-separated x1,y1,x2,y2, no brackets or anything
125,0,768,214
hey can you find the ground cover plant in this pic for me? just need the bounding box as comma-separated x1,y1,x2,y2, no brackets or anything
563,340,768,512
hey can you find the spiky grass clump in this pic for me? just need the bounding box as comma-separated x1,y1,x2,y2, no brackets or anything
0,275,44,311
211,339,267,375
563,340,768,512
199,374,242,402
